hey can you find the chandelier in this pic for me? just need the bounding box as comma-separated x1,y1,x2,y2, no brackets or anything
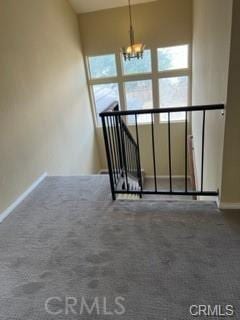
121,0,145,61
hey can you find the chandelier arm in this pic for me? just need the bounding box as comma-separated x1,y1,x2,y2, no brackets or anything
128,0,135,45
128,0,133,29
121,0,145,60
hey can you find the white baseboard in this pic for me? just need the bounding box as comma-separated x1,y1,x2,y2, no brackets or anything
218,201,240,210
145,175,191,179
0,172,48,224
98,169,108,174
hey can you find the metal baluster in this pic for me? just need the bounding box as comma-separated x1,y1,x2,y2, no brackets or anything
115,116,124,176
112,116,121,177
119,116,129,191
201,110,206,192
151,114,157,192
135,115,143,196
168,112,172,193
134,144,137,178
128,137,131,176
124,131,130,172
110,116,119,180
128,136,132,175
129,134,133,176
106,117,117,185
130,138,134,176
101,116,116,200
185,111,188,192
130,139,133,176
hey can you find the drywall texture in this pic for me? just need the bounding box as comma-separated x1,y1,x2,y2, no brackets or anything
79,0,193,174
0,0,100,213
69,0,157,14
97,123,187,176
192,0,232,194
221,0,240,203
79,0,192,55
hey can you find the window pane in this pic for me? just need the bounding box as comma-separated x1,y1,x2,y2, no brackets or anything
158,45,188,71
159,76,188,121
92,83,119,124
122,50,152,75
89,54,117,79
125,80,153,124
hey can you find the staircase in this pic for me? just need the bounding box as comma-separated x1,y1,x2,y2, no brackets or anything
116,173,142,200
100,101,224,201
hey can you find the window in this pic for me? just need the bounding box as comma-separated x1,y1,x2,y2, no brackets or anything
92,83,119,125
125,80,153,123
157,45,190,121
157,45,189,72
88,54,117,79
159,76,189,122
121,49,152,75
87,45,191,126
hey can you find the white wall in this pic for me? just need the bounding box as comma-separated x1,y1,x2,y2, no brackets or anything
192,0,233,194
221,0,240,204
79,0,193,175
97,122,187,176
0,0,101,213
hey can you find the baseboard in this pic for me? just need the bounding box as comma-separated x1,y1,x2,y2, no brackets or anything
218,201,240,210
0,172,48,224
98,169,108,174
145,175,191,179
99,169,145,175
98,171,189,181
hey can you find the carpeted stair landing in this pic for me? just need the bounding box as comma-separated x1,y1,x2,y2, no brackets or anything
0,176,240,319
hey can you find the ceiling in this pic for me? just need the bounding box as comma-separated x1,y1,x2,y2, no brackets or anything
69,0,157,14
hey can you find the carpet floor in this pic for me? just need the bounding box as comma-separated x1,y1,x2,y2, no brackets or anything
0,176,240,319
143,177,194,201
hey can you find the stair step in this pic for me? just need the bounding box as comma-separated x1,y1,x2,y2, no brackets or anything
117,194,141,201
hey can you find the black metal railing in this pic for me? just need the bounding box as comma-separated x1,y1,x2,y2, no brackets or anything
100,102,224,200
101,102,142,200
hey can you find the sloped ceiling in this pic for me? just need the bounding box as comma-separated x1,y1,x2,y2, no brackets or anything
69,0,157,13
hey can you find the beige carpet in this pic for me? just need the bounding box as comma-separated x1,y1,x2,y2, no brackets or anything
0,176,240,319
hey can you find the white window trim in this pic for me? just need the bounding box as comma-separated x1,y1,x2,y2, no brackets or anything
86,44,192,127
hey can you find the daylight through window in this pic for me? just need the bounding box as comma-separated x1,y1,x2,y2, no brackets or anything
88,45,191,125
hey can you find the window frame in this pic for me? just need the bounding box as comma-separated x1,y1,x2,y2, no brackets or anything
92,82,121,126
157,44,189,72
124,79,154,125
157,44,192,123
86,44,192,127
120,49,153,76
87,53,118,80
158,74,190,123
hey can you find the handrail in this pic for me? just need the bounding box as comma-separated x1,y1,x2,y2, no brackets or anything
121,121,138,148
100,103,224,117
101,102,142,200
100,101,119,114
100,102,224,200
